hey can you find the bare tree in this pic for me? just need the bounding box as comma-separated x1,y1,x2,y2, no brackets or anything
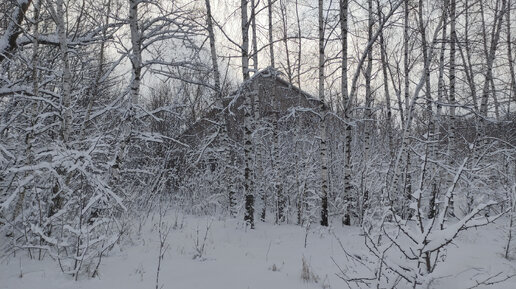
205,0,221,95
0,0,32,64
268,0,275,67
318,0,329,227
242,0,255,229
340,0,352,226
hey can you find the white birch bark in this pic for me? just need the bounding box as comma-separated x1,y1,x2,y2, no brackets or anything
295,0,302,89
253,86,264,222
361,0,374,220
268,0,275,67
272,86,284,223
110,0,141,182
242,0,254,228
506,5,516,103
205,0,221,95
430,3,448,219
280,0,293,84
341,0,351,226
448,0,457,159
479,0,506,117
364,0,373,160
56,0,72,144
318,0,325,102
463,0,478,110
129,0,142,106
251,0,258,72
241,0,250,81
377,1,393,158
318,0,329,227
403,0,410,127
320,115,329,226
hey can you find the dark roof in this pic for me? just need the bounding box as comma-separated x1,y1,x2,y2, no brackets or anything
178,67,325,146
225,66,323,107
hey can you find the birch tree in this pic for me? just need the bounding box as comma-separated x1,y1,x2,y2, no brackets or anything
241,0,255,229
0,0,32,64
340,0,352,226
318,0,329,227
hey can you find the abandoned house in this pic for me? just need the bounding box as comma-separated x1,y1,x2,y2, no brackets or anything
178,67,326,147
173,67,329,222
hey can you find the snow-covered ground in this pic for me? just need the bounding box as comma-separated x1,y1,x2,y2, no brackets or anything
1,212,516,289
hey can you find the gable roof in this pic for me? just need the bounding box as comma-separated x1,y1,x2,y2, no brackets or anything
225,66,323,110
178,67,325,147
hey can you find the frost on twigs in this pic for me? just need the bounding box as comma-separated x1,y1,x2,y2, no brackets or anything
192,218,213,261
301,256,320,283
335,156,510,288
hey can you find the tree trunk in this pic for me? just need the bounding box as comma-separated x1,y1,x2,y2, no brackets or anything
242,0,254,228
205,0,221,95
251,0,258,72
57,0,72,144
0,0,32,64
506,5,516,104
429,3,448,219
241,0,250,81
267,0,275,67
463,0,479,111
318,0,329,227
403,0,410,127
480,0,506,116
129,0,141,107
295,0,302,89
320,115,329,226
361,0,374,220
364,0,373,159
448,0,457,169
377,0,393,158
280,0,293,83
418,0,433,219
243,91,255,228
254,87,265,222
341,0,351,226
318,0,325,102
12,0,39,222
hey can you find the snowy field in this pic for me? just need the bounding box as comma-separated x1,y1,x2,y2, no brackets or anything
1,212,516,289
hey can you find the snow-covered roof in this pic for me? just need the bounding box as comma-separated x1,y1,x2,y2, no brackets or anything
178,67,326,146
226,66,322,106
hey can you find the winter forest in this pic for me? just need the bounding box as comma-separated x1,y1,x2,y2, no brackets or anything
1,0,516,288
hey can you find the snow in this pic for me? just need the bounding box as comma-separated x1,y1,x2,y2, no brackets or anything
423,201,501,253
0,175,33,211
0,0,30,58
1,212,516,289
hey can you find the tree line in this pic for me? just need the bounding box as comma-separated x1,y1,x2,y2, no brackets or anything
1,0,515,286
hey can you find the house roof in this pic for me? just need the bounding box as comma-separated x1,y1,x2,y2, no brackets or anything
225,66,323,108
178,67,325,146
